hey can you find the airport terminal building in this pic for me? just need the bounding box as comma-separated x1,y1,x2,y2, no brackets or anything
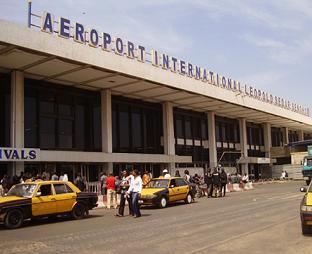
0,10,312,181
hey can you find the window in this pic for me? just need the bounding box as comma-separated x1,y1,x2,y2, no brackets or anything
38,184,52,196
169,179,177,187
112,96,163,154
54,184,74,194
0,74,10,147
176,178,187,186
24,79,101,151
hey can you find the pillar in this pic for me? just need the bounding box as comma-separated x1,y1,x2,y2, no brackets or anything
263,123,271,159
10,71,24,175
101,89,113,173
282,127,289,145
239,118,248,174
207,111,217,168
299,130,304,141
162,102,175,173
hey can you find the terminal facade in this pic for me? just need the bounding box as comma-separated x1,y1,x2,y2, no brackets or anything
0,11,312,182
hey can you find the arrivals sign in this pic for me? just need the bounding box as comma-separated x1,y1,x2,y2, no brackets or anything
0,148,40,161
38,11,309,117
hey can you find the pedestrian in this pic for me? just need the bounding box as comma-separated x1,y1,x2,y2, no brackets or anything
115,170,133,217
175,170,181,177
204,170,213,198
220,168,228,197
127,169,142,218
184,170,191,182
35,174,43,182
163,169,171,178
59,172,64,181
51,172,59,181
75,174,86,191
100,172,108,207
142,170,151,187
106,173,117,209
63,172,68,182
1,175,9,194
212,168,221,197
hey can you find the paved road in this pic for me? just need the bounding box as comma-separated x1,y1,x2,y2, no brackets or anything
0,181,311,254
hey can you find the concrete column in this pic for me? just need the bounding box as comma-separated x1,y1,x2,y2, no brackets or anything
263,123,271,159
299,130,304,141
207,111,217,168
282,127,289,145
239,118,248,174
162,102,175,173
10,71,24,175
101,89,113,173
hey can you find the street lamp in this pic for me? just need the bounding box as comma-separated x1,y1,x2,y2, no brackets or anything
27,0,32,28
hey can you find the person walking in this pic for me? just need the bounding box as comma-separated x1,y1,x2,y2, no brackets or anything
212,168,221,197
204,170,213,198
116,170,133,217
220,168,228,197
75,174,86,191
127,169,142,218
106,173,117,209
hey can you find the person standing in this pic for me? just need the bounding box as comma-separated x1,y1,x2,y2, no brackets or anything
184,170,191,182
142,170,151,187
175,170,181,177
204,170,213,198
51,172,59,181
163,169,171,178
75,174,86,191
220,168,228,197
127,169,142,218
212,168,221,197
116,170,133,217
106,173,117,209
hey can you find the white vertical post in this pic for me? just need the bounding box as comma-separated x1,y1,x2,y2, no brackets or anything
10,70,24,175
283,127,289,145
239,118,248,174
298,130,304,141
162,102,175,173
207,111,217,168
101,89,113,173
263,123,271,159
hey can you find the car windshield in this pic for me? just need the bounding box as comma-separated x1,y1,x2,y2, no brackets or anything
7,184,37,198
147,179,169,188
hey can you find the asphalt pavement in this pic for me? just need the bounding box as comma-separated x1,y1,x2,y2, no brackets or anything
0,181,311,254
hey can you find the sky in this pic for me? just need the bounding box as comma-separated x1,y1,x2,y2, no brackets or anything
0,0,311,114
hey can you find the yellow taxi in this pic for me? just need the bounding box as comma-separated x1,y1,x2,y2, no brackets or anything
0,181,97,229
139,177,194,208
300,182,312,234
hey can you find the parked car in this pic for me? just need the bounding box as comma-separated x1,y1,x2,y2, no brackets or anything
139,177,194,208
300,182,312,234
0,181,97,229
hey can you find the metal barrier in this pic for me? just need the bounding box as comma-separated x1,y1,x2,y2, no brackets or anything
86,181,101,195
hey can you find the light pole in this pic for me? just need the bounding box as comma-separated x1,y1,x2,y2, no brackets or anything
27,0,32,28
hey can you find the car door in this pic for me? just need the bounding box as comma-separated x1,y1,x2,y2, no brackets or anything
176,178,189,200
53,183,77,213
32,183,57,217
168,179,180,202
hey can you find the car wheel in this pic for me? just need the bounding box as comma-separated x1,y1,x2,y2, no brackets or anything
185,193,192,204
158,197,167,208
4,209,24,229
72,203,86,220
302,224,311,235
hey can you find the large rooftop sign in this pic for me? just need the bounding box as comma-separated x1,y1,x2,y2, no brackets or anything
35,11,309,117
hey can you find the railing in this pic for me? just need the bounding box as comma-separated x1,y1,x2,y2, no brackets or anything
86,181,101,195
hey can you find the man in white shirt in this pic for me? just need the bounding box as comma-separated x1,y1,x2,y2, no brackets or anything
163,169,171,178
127,169,142,218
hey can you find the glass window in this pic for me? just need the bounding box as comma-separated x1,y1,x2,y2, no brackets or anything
37,184,52,196
75,105,85,149
25,96,37,147
175,117,183,138
176,178,187,186
185,119,192,139
58,119,73,148
169,179,177,187
40,117,56,148
40,100,55,114
132,109,142,150
119,106,130,149
54,183,74,194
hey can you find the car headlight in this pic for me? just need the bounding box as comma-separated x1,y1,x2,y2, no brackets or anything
301,205,312,212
